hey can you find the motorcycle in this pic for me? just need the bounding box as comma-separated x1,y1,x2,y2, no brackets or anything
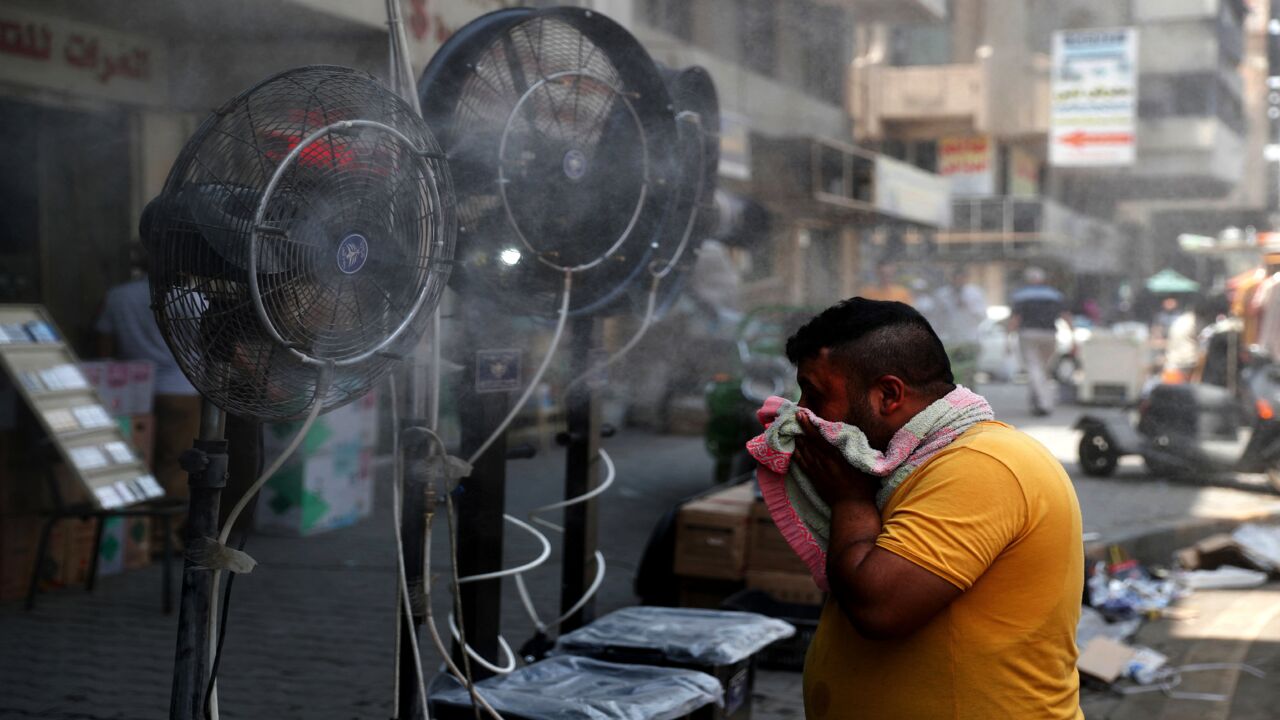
1076,330,1280,492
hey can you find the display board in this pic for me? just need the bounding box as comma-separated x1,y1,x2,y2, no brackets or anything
0,305,162,510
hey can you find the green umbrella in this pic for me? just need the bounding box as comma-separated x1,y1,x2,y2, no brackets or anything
1145,269,1200,294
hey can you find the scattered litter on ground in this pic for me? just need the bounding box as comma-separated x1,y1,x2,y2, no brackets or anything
1077,607,1142,650
1231,524,1280,572
1112,663,1267,703
1078,637,1136,683
1088,559,1186,619
1125,646,1169,685
1174,533,1263,571
1178,566,1268,590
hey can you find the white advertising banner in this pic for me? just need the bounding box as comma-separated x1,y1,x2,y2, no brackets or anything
874,155,952,228
1050,28,1138,167
938,135,995,196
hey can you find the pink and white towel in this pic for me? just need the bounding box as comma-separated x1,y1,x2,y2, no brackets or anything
745,387,993,591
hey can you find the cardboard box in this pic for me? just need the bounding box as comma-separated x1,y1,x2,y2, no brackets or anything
1174,533,1259,571
263,391,378,461
81,360,155,415
255,445,376,536
746,570,825,607
674,483,756,580
126,361,155,414
124,516,151,569
119,414,156,469
96,516,151,577
747,501,810,575
60,517,97,586
1077,637,1136,683
96,516,126,577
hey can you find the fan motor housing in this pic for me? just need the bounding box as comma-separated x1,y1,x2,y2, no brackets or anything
146,65,456,420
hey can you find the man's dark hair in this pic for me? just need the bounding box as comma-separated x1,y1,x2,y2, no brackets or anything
785,297,955,393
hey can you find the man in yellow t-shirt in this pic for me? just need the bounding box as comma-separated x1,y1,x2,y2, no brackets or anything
785,297,1083,719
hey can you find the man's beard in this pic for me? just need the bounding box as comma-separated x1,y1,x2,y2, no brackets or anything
845,394,891,452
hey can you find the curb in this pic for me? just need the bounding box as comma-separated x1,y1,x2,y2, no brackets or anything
1085,509,1280,567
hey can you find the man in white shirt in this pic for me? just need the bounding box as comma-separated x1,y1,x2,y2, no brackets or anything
95,257,200,501
932,266,988,387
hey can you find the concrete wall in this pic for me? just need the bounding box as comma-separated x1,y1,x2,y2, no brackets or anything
1132,0,1224,23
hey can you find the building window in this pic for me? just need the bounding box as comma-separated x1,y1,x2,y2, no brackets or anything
913,140,938,173
1138,73,1244,135
889,24,951,67
799,3,849,105
642,0,693,41
739,0,777,76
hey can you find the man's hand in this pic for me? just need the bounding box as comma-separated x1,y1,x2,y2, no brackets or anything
792,413,879,509
792,412,962,641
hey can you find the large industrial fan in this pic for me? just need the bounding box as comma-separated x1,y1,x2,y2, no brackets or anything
410,7,708,703
144,64,455,720
417,6,680,318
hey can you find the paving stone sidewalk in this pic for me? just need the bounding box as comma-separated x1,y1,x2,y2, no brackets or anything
4,383,1280,718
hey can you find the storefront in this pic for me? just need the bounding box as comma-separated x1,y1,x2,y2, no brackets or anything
0,1,391,352
747,135,952,308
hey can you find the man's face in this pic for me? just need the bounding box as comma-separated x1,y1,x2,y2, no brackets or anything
796,349,892,448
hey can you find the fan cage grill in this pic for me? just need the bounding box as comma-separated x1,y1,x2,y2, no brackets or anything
423,10,677,318
148,66,455,420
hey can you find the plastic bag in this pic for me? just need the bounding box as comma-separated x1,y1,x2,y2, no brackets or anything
553,606,796,666
428,656,722,720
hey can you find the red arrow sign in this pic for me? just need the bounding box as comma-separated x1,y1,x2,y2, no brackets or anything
1059,130,1133,148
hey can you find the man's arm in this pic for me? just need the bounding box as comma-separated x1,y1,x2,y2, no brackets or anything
794,415,962,640
825,498,961,640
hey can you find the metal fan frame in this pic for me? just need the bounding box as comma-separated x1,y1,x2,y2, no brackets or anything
496,69,651,274
247,117,448,368
648,109,708,281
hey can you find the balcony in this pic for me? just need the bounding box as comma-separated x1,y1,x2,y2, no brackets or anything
751,136,952,227
938,197,1126,272
850,58,1049,141
815,0,946,23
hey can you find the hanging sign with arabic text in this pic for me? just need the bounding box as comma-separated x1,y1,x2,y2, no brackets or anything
1050,28,1137,167
0,8,167,106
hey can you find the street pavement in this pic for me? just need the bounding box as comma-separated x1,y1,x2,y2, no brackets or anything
2,381,1279,718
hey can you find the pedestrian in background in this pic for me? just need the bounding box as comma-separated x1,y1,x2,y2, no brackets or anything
933,266,987,388
1009,267,1072,417
95,245,201,501
860,262,914,305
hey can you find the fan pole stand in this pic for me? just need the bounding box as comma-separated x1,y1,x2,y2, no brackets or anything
396,413,433,719
169,402,228,720
451,314,514,681
559,315,602,632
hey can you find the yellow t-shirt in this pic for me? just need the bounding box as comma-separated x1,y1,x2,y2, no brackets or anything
803,421,1084,720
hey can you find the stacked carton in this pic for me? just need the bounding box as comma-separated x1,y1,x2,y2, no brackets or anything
254,391,379,536
79,360,155,416
0,405,155,601
673,482,825,609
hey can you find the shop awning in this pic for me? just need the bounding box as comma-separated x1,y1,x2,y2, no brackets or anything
1145,269,1200,294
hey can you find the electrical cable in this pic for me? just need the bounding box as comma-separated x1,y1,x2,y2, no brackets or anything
389,373,431,720
511,448,615,633
202,423,266,719
206,364,333,720
519,113,707,632
391,407,505,720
